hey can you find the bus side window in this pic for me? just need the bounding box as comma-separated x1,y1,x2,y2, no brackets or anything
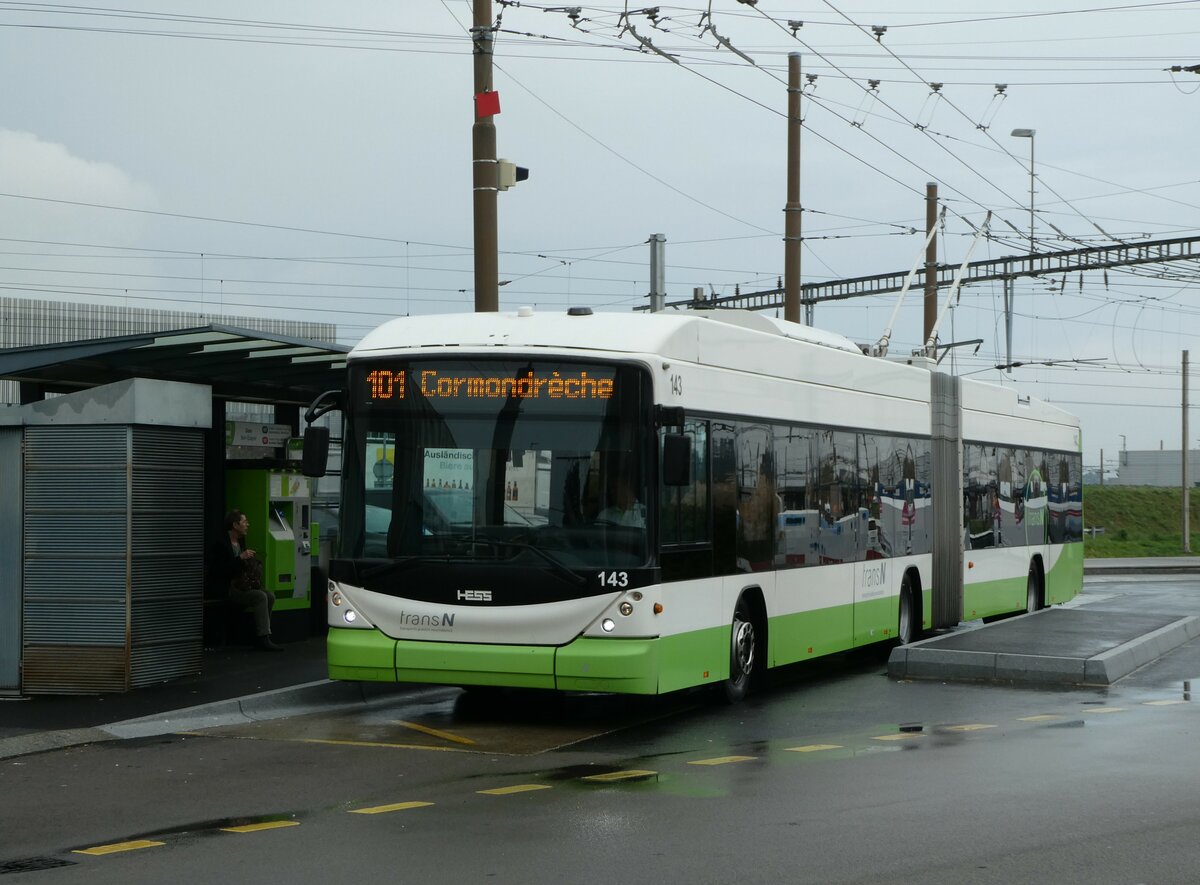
660,420,708,545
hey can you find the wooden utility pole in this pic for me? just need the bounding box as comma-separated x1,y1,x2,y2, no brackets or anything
472,0,499,312
784,53,803,324
923,182,938,342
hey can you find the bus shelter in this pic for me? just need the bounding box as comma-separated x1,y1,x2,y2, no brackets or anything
0,325,348,696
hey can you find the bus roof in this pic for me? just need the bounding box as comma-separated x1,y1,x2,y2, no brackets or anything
352,307,863,359
350,307,1078,437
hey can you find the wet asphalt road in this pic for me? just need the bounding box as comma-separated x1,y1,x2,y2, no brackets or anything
2,575,1198,884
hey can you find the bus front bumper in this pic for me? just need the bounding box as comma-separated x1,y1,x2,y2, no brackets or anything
327,627,660,694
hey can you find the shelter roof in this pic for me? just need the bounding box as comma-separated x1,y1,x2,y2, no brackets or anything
0,324,349,406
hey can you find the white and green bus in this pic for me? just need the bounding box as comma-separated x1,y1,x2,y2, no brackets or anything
306,307,1083,701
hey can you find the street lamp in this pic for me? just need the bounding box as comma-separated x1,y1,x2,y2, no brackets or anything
1010,128,1036,253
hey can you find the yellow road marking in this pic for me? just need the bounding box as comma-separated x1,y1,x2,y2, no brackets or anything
1018,715,1061,722
477,784,553,796
349,801,434,815
302,739,464,752
1144,699,1189,706
872,732,925,741
221,821,300,833
394,720,477,746
73,840,164,856
1090,707,1126,714
688,755,756,765
944,724,996,732
582,769,657,782
785,744,844,753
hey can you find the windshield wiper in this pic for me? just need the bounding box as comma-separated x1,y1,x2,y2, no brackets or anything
359,541,587,588
360,557,452,580
464,538,588,588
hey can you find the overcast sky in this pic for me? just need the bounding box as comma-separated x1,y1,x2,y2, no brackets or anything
1,1,1199,469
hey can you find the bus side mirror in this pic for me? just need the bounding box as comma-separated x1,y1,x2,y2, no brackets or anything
662,434,691,486
302,426,330,478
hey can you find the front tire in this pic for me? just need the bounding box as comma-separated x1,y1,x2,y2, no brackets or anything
721,600,756,704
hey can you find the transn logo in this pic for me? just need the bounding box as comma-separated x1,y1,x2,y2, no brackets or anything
456,589,492,602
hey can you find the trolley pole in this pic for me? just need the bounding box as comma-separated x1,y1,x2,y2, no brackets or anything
784,53,803,324
472,0,499,313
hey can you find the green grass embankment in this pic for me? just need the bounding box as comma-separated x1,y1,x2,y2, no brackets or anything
1082,485,1200,557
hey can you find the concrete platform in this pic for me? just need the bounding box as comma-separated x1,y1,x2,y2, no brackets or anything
889,608,1200,686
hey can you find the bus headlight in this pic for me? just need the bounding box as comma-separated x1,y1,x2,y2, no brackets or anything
618,602,634,617
602,618,616,633
327,582,374,630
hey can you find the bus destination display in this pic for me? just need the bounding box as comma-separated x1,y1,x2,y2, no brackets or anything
365,368,615,402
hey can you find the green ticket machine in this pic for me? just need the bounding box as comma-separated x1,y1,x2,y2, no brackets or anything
225,469,314,632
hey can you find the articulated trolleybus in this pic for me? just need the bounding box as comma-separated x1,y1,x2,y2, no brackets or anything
305,306,1083,701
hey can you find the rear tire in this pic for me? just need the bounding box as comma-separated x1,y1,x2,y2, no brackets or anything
1026,564,1042,613
721,599,756,704
898,575,920,645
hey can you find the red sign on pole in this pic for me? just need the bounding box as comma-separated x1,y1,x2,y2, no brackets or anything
475,90,501,118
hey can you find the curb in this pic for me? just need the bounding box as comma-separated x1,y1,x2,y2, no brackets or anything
1084,565,1200,576
888,614,1200,686
0,680,430,761
1085,615,1200,683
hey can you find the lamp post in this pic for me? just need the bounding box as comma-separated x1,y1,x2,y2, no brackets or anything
1010,128,1035,253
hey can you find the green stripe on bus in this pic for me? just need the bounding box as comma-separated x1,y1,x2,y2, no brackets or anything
328,627,398,682
1046,543,1084,604
964,574,1026,618
396,640,556,689
771,604,854,665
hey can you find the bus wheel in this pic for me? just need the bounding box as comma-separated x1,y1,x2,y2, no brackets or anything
898,576,920,645
1026,564,1043,613
721,600,756,704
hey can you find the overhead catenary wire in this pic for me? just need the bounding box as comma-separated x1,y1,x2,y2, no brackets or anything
816,0,1134,249
4,0,1195,407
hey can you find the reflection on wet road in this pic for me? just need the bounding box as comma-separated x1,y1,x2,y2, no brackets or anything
190,686,703,755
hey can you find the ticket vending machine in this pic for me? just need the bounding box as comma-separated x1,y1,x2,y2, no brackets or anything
225,469,313,630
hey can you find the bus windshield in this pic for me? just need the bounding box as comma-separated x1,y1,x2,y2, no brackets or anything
340,358,652,569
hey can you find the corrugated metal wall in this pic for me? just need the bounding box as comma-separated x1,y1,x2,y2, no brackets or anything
130,427,204,686
20,424,205,693
23,426,132,693
930,372,964,629
0,429,21,694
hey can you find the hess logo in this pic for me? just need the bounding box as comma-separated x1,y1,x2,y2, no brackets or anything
456,589,493,602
